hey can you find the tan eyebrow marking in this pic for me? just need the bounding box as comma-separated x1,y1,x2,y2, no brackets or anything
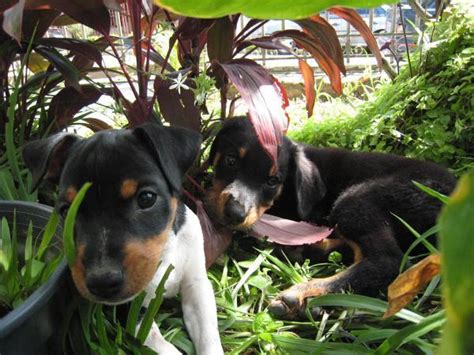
120,179,138,199
65,186,77,203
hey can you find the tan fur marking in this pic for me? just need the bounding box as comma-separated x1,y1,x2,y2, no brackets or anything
122,198,177,296
65,186,77,203
120,179,138,199
206,179,229,220
315,238,346,253
70,244,88,298
269,164,278,176
345,239,363,264
238,147,247,159
212,152,221,167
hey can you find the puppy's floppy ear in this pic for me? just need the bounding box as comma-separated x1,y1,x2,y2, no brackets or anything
22,133,79,191
134,122,202,193
294,147,326,219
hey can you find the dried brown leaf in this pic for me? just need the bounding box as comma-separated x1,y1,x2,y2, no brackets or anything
384,254,441,318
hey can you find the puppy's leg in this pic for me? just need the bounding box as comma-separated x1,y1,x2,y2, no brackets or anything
181,274,223,355
143,321,181,355
269,193,404,318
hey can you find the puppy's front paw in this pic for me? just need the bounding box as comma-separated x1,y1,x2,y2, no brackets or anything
268,290,305,319
268,282,329,319
144,324,181,355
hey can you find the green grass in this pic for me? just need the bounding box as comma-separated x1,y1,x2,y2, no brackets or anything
131,234,441,355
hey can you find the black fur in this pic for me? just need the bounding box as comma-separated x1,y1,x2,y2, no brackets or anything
208,118,456,303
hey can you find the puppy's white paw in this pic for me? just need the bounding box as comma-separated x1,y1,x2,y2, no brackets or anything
144,323,181,355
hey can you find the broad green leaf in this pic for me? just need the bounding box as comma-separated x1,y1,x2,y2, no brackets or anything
153,0,397,19
439,171,474,354
63,182,92,266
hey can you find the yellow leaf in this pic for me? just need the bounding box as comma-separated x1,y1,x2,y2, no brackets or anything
27,52,50,73
383,254,440,319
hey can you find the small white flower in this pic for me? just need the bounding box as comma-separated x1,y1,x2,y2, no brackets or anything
169,72,190,94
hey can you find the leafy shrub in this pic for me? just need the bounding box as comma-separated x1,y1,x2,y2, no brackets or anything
290,3,473,174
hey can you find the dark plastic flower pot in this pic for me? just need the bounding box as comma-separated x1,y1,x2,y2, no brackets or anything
0,201,74,355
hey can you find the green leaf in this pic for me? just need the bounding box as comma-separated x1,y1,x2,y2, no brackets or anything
63,182,92,266
36,210,59,260
126,291,147,336
24,221,33,261
136,264,174,343
95,304,114,353
439,171,474,354
153,0,397,19
306,294,424,323
35,47,82,91
374,311,445,354
247,274,272,290
413,180,450,204
1,218,12,269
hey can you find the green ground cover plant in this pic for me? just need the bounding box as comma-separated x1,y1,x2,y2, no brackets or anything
0,211,61,316
290,3,473,174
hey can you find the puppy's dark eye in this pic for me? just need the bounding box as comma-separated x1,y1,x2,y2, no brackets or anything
266,176,280,187
137,191,157,209
224,155,237,167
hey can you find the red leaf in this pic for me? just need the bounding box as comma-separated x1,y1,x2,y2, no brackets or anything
251,214,333,246
71,36,114,72
329,7,383,69
154,75,201,131
22,9,60,40
78,117,113,132
274,29,342,95
176,17,214,40
207,16,234,63
47,0,111,35
218,59,289,165
197,200,233,268
237,36,290,52
48,84,103,130
297,16,346,75
298,59,315,117
123,98,153,128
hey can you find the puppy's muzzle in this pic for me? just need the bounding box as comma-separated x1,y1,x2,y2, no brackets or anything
224,196,247,225
86,268,124,299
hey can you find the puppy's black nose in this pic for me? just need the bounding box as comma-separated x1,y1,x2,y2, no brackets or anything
86,270,124,298
224,197,247,225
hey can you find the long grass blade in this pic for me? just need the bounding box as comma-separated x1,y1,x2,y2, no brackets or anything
36,210,59,260
374,311,445,354
136,264,174,343
307,294,424,324
64,182,92,266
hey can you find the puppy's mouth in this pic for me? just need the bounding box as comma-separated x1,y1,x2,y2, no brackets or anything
85,292,138,306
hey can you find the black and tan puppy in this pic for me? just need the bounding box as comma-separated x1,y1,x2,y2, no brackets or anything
23,123,223,354
206,117,456,318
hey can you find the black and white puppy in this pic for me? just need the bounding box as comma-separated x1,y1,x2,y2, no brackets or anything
206,117,456,319
23,123,223,354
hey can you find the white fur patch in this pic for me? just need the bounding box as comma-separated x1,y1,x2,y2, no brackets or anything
143,206,223,355
223,179,259,214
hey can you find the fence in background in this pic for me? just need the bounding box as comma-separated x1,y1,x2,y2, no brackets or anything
46,2,436,73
